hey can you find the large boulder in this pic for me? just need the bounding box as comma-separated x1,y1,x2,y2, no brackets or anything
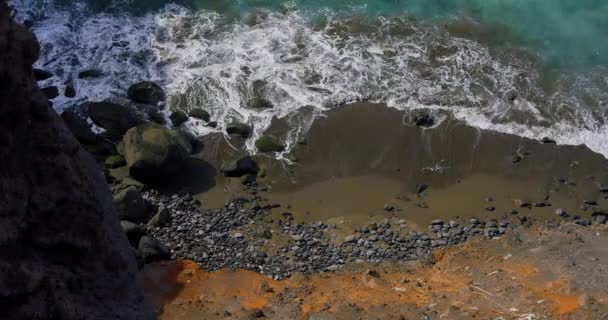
114,188,155,223
221,156,260,177
60,110,99,144
123,123,193,184
0,4,152,318
246,97,273,109
226,122,252,138
120,221,146,247
87,101,142,140
169,110,188,127
128,81,165,105
255,135,285,153
138,236,171,263
189,108,210,122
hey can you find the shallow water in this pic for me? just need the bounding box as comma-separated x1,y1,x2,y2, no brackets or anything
10,0,608,156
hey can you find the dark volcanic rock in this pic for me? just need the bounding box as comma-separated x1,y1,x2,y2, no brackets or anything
78,69,103,79
60,110,99,144
138,236,171,263
87,101,142,140
128,81,165,105
255,135,285,153
221,156,260,177
64,84,76,98
246,97,273,109
114,189,155,223
540,137,556,144
0,5,152,319
33,68,53,81
123,123,193,184
41,85,59,99
121,221,146,247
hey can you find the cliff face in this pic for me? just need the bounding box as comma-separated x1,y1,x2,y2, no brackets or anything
0,3,153,319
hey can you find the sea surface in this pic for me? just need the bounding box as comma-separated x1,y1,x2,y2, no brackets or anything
10,0,608,157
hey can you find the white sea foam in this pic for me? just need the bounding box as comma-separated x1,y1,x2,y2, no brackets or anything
11,0,608,158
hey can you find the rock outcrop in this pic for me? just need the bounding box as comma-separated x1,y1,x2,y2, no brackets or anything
0,4,152,319
123,123,193,184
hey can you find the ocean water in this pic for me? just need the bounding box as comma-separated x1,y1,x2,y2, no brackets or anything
9,0,608,157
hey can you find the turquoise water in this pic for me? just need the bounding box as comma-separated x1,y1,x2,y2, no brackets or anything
70,0,608,69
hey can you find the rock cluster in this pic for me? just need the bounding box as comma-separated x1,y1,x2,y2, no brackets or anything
0,5,152,319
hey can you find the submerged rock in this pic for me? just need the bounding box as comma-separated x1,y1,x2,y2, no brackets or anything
246,97,273,109
87,101,142,140
189,108,211,121
128,81,165,105
123,123,193,184
540,137,556,144
221,156,260,177
255,135,285,153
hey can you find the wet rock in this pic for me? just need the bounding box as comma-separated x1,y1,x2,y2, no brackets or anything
255,135,285,153
246,97,273,109
583,200,597,206
416,184,429,194
189,108,210,122
147,108,166,125
484,206,496,212
123,123,193,184
207,121,218,128
64,84,76,98
138,236,171,263
121,221,146,247
41,86,59,99
221,156,259,177
60,110,99,144
226,122,252,138
169,110,188,127
87,101,141,140
513,199,531,208
33,68,52,81
540,137,556,144
78,69,103,79
114,189,155,223
412,111,434,127
128,81,165,104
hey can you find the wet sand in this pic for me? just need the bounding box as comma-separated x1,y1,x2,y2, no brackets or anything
192,102,608,226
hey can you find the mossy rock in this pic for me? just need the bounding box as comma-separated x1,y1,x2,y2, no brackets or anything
105,155,126,169
255,135,284,153
169,111,189,127
189,108,210,122
246,97,273,109
287,153,298,162
226,122,252,138
123,123,193,184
